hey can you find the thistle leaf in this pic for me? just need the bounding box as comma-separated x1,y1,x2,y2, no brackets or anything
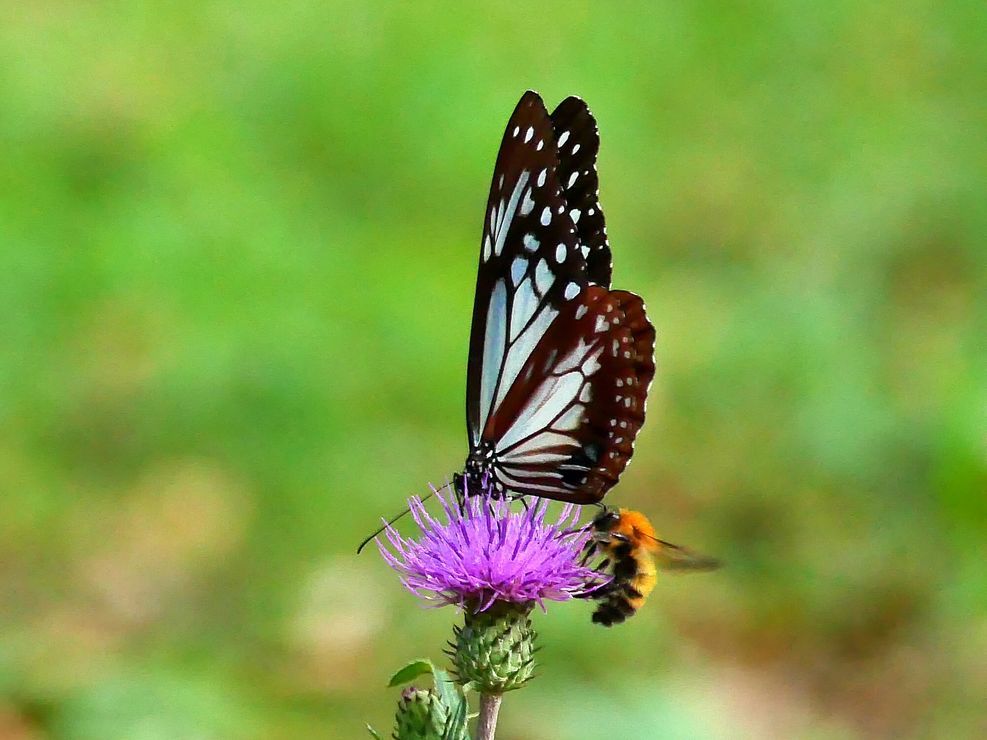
441,691,468,740
387,659,436,688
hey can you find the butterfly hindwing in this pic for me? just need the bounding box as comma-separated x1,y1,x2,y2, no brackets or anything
492,287,655,503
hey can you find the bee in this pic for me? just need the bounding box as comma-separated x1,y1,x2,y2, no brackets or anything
585,508,719,626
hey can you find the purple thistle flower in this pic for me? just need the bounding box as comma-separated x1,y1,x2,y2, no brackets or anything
377,479,600,612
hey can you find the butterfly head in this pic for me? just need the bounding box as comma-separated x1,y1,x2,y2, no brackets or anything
457,443,508,500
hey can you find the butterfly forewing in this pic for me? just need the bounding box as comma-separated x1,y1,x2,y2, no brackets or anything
466,92,587,448
551,97,612,288
464,91,656,505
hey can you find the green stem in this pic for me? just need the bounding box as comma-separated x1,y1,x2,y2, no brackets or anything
476,692,502,740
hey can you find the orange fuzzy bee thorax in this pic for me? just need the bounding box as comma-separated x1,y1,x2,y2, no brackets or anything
611,508,661,552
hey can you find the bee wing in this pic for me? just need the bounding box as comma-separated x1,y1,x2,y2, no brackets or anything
654,539,721,572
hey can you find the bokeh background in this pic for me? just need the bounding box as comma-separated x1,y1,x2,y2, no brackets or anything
2,2,985,738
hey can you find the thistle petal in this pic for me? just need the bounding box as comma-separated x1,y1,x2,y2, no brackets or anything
376,479,597,611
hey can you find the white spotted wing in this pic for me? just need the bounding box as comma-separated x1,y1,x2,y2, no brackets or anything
551,96,612,287
464,91,655,504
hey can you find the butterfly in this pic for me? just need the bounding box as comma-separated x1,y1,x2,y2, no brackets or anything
455,91,656,505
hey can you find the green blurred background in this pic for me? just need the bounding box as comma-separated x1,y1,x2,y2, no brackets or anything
2,2,985,738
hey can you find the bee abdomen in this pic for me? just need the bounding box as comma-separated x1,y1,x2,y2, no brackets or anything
591,595,638,626
622,584,643,600
612,556,639,580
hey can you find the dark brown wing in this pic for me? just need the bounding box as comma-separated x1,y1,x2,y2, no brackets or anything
490,287,655,504
551,96,612,287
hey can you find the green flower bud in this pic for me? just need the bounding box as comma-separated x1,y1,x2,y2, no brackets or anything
393,686,448,740
453,602,536,693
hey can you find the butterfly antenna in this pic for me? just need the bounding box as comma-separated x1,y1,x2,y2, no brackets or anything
355,482,452,554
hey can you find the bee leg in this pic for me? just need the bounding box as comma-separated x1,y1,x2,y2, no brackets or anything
575,557,612,600
591,578,619,597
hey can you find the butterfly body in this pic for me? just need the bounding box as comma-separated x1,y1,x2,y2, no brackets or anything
462,92,656,505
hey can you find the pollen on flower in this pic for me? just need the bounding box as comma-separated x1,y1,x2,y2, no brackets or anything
376,480,599,612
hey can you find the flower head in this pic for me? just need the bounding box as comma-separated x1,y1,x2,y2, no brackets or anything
377,479,598,612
